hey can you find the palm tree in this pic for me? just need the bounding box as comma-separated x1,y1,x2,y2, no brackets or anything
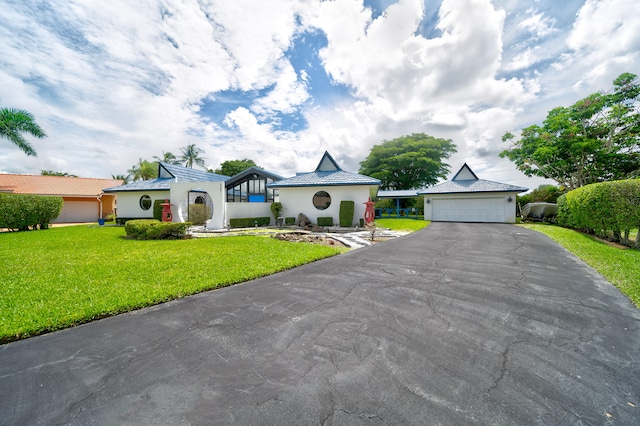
111,174,130,184
179,144,206,168
0,103,47,156
153,151,180,165
127,159,157,181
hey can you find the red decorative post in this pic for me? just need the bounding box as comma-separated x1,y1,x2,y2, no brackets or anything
363,197,375,224
160,199,173,222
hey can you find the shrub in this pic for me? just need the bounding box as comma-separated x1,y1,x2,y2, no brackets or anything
0,193,63,231
188,203,211,226
317,217,334,226
339,200,355,227
270,202,283,220
153,200,165,221
124,219,191,240
285,217,295,225
229,217,271,228
557,179,640,246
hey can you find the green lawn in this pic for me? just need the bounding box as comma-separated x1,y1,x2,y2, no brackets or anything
376,218,430,232
0,226,340,343
522,223,640,308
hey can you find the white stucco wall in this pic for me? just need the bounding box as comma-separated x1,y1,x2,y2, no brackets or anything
169,182,226,229
423,192,519,223
226,202,273,226
277,185,376,226
114,191,170,219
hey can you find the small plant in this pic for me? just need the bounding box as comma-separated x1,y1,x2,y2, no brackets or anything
285,217,295,225
364,221,378,241
270,202,283,221
317,217,334,227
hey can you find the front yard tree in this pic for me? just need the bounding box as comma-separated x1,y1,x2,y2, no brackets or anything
127,159,157,181
359,133,457,190
179,143,206,169
500,72,640,190
214,159,259,176
0,102,47,157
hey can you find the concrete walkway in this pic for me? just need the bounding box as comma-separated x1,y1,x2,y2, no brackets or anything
1,223,639,425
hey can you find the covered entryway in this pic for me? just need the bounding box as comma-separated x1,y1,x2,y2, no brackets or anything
432,197,504,223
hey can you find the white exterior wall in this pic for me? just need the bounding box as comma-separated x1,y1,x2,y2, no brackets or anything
115,191,170,219
423,192,519,223
169,182,226,230
226,202,273,226
278,185,376,226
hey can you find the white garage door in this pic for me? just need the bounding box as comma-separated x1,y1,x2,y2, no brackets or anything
53,201,99,223
432,198,504,223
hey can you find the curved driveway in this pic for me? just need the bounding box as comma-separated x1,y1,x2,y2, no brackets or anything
1,223,640,425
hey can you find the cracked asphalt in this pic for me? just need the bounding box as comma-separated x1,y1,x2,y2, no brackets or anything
1,222,640,425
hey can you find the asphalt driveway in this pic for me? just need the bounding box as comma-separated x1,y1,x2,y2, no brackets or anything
1,222,639,425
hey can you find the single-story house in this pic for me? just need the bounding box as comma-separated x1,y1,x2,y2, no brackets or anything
418,163,528,223
0,174,122,223
103,152,380,229
267,151,380,225
103,162,283,229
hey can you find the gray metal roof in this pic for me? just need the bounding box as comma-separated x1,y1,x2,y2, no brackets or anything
377,189,422,198
268,151,380,188
418,179,527,194
103,162,229,192
225,166,284,188
268,170,380,188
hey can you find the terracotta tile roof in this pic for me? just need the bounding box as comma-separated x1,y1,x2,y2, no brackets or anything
0,174,123,197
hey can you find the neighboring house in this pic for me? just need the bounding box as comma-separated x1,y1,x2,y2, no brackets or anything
267,152,381,225
0,174,123,223
418,163,527,223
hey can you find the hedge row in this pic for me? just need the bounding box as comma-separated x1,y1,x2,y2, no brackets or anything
317,217,333,226
557,179,640,246
124,219,192,240
285,217,296,225
0,193,63,231
229,217,270,228
339,200,355,227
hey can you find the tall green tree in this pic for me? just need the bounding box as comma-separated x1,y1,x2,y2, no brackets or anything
153,151,180,165
359,133,457,190
127,159,157,181
214,159,259,176
179,144,206,168
500,72,640,190
0,103,47,157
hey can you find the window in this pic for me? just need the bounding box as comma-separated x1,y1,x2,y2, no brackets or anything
313,191,331,210
226,175,276,203
139,195,152,210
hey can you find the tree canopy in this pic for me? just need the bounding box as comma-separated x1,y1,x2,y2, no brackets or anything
127,159,157,181
0,103,47,157
500,72,640,190
179,144,206,169
214,159,259,176
359,133,457,190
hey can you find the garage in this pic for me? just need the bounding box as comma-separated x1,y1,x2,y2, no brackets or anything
54,200,99,223
420,163,527,224
432,197,505,223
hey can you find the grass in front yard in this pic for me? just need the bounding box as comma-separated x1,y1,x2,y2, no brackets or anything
0,225,340,343
376,218,429,232
522,223,640,308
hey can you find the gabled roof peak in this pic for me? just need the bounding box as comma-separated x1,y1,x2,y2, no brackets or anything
315,151,342,172
452,163,479,181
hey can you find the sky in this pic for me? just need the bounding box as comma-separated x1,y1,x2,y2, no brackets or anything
1,0,639,190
